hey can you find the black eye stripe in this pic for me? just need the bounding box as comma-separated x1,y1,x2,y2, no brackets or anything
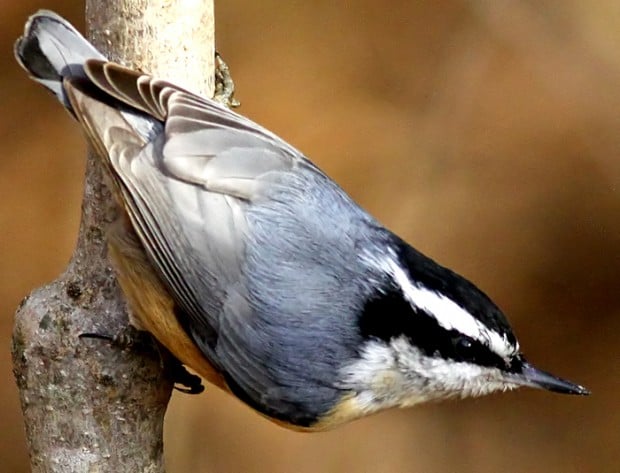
358,284,507,369
448,333,506,367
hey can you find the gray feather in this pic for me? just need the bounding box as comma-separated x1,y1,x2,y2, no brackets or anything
14,10,104,109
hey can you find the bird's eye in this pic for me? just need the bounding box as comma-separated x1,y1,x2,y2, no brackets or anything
453,336,473,357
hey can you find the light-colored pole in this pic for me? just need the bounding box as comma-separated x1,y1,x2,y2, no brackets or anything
13,2,215,471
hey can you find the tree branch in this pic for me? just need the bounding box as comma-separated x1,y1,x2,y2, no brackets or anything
12,1,214,471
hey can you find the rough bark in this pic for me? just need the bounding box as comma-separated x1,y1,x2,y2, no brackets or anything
12,1,215,472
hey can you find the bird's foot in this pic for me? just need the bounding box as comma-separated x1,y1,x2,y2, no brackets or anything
80,326,204,394
213,52,240,108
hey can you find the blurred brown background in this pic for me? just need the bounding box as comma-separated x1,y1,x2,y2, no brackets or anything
2,1,619,472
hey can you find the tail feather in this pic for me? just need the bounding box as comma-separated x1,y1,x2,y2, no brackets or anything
14,10,104,109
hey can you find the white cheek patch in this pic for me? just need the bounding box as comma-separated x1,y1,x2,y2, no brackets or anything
339,338,519,412
370,255,517,359
338,340,428,412
389,338,519,398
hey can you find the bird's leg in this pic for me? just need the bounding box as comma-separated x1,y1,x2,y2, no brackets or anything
80,327,204,394
213,52,240,108
80,324,152,352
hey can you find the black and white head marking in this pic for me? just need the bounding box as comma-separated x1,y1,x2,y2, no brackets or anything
359,241,519,361
342,241,523,411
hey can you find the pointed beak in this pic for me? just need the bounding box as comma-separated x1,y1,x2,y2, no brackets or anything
510,360,590,395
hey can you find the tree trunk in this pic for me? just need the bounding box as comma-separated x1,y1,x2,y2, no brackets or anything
12,1,215,471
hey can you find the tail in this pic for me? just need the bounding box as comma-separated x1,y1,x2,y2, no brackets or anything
14,10,105,110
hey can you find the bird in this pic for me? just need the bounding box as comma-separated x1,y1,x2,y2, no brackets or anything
15,10,589,431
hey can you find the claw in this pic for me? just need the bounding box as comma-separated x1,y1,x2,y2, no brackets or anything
214,51,240,108
79,325,150,350
80,327,205,394
166,357,205,394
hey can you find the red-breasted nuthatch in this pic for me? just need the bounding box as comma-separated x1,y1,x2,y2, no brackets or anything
15,10,589,431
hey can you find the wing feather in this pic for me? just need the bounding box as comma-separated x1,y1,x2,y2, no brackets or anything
68,60,318,362
68,61,345,418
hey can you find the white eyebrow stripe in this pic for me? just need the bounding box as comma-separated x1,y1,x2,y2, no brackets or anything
379,256,516,358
